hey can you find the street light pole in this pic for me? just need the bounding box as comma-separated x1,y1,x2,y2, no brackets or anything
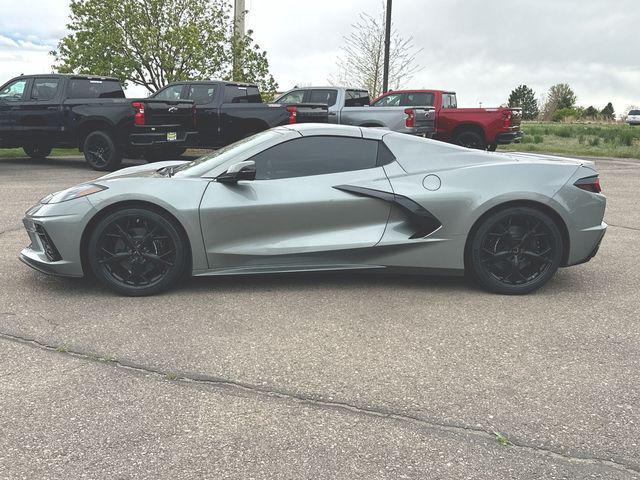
382,0,392,93
233,0,246,82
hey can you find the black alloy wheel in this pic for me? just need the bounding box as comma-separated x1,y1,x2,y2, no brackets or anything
469,207,563,294
84,131,122,171
23,145,53,159
455,130,486,150
88,208,187,296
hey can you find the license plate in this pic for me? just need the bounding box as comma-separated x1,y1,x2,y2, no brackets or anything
167,132,177,141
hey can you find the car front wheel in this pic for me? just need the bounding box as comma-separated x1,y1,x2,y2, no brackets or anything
468,207,563,294
87,208,188,296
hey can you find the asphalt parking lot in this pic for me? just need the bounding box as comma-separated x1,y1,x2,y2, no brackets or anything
0,154,639,479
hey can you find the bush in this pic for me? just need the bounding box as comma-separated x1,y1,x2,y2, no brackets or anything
578,134,585,144
533,135,544,144
619,131,634,146
521,135,534,144
588,137,600,147
552,107,583,122
556,126,573,138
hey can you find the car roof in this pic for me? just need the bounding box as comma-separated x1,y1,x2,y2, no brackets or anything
162,80,259,88
8,73,119,82
282,123,387,140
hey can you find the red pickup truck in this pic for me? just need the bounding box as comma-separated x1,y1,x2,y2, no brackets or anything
371,90,523,150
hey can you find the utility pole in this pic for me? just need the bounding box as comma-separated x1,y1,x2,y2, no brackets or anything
233,0,246,82
382,0,392,93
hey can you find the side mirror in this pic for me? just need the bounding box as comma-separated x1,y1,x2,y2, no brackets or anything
217,160,256,184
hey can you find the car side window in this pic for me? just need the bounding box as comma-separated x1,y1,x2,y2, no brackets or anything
277,90,305,105
0,79,27,102
188,84,217,105
155,85,184,101
345,90,370,107
307,89,338,106
442,93,457,109
251,136,379,180
401,92,434,107
31,78,60,101
374,93,402,107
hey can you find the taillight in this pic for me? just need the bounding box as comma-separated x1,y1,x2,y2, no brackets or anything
502,110,512,129
574,175,601,193
192,104,197,128
404,108,415,128
132,101,145,125
286,105,297,124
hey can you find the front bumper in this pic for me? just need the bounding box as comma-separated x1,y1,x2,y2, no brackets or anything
19,198,93,278
496,130,524,144
129,128,199,147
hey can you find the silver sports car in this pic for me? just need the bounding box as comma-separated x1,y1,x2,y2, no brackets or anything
20,124,606,296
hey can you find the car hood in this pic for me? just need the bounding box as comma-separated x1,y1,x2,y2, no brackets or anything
97,160,189,181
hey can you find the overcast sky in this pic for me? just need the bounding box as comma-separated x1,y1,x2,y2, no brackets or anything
1,0,638,111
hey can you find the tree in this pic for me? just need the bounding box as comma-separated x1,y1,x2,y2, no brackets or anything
584,106,598,118
540,83,576,120
330,4,422,99
600,102,615,120
52,0,278,97
508,85,539,120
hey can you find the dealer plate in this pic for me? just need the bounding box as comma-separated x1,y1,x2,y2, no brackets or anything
167,132,177,141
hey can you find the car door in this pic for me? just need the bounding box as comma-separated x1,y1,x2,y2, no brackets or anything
185,83,219,147
24,77,63,146
0,78,30,145
199,135,393,272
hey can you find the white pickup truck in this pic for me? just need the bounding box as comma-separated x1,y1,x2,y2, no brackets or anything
275,86,435,137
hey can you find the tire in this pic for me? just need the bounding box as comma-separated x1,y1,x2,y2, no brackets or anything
487,143,498,151
23,145,52,159
454,130,486,150
84,130,122,171
87,208,188,296
468,206,563,294
144,147,187,162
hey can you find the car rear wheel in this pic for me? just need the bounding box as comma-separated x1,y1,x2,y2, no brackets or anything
87,208,188,296
468,207,563,294
23,145,53,159
486,143,498,151
454,130,486,150
84,131,122,171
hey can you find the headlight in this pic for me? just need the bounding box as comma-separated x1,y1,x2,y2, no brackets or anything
43,184,108,204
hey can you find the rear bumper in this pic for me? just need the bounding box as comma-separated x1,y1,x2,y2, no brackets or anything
495,130,524,144
129,129,199,147
565,221,607,267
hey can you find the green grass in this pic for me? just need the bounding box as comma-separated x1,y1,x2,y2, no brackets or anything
0,148,79,158
498,122,640,159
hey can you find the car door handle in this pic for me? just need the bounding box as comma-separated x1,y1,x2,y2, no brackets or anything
328,112,337,116
46,106,58,111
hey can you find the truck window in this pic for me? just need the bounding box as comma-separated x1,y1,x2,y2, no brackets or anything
277,90,305,104
188,84,217,105
345,90,370,107
401,92,434,107
252,136,379,180
67,79,125,99
442,93,457,109
155,85,185,101
0,79,27,101
31,78,60,101
224,85,262,104
308,89,337,106
373,93,402,106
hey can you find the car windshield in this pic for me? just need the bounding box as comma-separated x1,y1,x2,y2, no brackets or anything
172,129,286,176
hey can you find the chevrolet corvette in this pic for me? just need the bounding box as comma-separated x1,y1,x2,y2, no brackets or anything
20,124,606,296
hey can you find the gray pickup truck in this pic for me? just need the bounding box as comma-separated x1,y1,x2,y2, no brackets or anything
275,86,435,137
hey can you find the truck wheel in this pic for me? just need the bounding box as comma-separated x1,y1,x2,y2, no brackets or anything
487,143,498,151
84,131,122,171
23,145,53,159
454,130,486,150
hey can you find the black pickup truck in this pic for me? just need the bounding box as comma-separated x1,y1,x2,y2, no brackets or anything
0,74,197,170
151,81,328,148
